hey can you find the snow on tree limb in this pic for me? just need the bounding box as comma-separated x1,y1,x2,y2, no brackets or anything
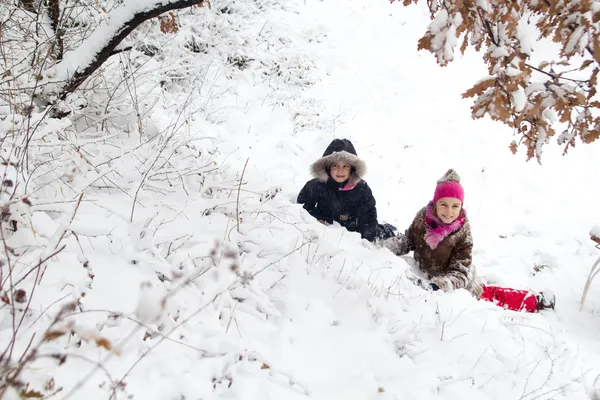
47,0,204,100
396,0,600,161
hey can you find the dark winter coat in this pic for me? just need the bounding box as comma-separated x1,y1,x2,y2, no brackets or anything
297,139,380,242
383,203,482,297
298,178,379,241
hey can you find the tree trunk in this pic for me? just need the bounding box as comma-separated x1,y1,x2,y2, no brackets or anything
47,0,64,60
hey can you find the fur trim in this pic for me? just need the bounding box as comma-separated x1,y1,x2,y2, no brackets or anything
424,202,466,249
310,150,366,185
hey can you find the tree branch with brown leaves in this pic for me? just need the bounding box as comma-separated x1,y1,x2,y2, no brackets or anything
396,0,600,162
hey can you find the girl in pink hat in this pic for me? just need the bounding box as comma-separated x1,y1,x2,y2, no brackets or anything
383,169,555,313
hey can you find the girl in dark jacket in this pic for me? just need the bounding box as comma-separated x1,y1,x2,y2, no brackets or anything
297,139,395,242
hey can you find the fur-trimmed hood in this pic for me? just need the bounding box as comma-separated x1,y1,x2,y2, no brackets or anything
310,139,366,185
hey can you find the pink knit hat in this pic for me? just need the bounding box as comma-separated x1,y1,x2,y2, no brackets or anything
433,169,464,204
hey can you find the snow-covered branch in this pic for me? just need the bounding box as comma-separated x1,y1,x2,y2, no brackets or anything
43,0,206,101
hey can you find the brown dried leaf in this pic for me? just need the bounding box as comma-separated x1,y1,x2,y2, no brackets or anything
462,78,496,99
580,59,594,70
44,330,67,341
14,288,27,303
493,90,511,122
21,390,44,398
260,363,270,370
159,12,179,34
594,38,600,63
573,92,587,105
559,108,571,123
460,33,469,55
583,128,600,143
95,337,112,351
590,68,599,87
526,140,535,160
417,35,433,52
509,142,518,154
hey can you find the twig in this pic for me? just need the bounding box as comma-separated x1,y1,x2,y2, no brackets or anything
236,158,249,233
64,309,214,354
108,287,235,399
525,369,591,400
27,293,72,329
580,251,600,310
225,302,238,334
519,351,548,399
440,321,446,342
130,134,175,222
252,241,312,278
53,193,85,248
526,63,589,84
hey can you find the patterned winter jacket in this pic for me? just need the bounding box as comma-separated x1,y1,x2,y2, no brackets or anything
383,203,482,298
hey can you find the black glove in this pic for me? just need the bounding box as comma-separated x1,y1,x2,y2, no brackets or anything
429,282,440,291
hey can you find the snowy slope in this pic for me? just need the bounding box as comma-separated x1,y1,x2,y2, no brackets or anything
2,0,600,398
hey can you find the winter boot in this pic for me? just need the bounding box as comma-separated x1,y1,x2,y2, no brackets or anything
536,291,556,311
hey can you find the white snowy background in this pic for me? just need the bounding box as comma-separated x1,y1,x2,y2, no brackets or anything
1,0,600,398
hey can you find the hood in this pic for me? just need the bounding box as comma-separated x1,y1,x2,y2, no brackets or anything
310,139,366,185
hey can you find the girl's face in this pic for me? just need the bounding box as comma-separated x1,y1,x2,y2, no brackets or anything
435,197,462,224
330,163,351,183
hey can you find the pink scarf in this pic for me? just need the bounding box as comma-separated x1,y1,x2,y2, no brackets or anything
424,202,466,249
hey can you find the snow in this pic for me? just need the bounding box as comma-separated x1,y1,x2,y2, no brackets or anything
476,0,490,12
516,19,535,56
592,225,600,239
565,26,587,56
2,0,600,398
512,87,526,112
490,45,510,58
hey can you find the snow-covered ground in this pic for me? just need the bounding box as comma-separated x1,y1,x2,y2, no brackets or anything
2,0,600,398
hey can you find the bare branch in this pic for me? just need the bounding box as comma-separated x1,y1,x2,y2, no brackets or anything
236,158,249,233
